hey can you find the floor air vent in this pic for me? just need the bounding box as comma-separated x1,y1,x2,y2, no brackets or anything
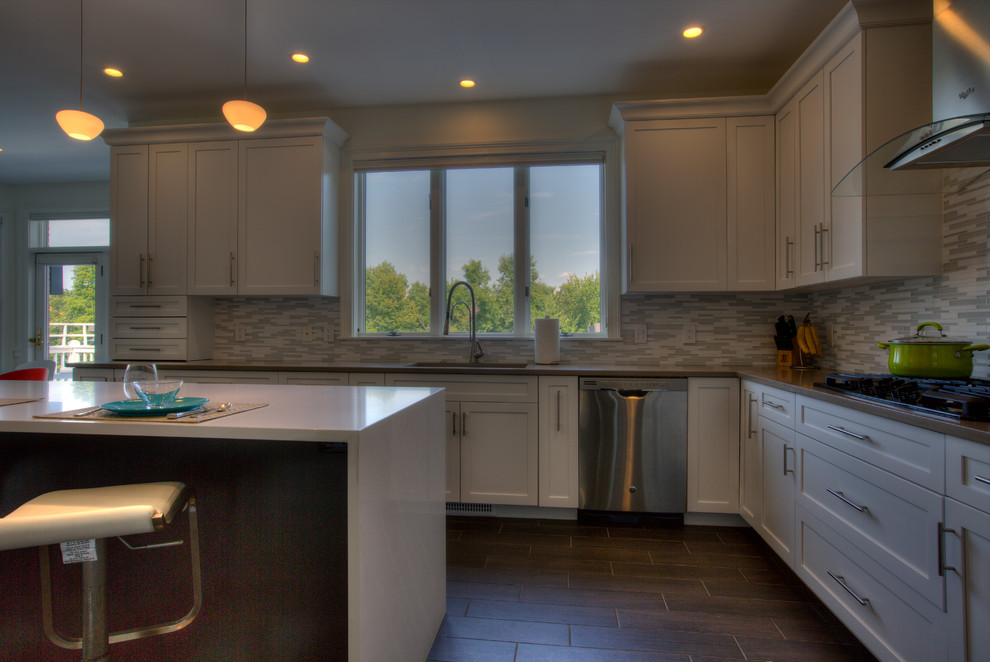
446,502,494,515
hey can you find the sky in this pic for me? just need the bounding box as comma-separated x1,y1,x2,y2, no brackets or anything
365,164,601,289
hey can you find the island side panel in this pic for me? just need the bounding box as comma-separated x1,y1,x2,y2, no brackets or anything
348,390,446,662
0,433,348,661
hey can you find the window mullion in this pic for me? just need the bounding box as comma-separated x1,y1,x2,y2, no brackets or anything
430,169,445,335
513,167,530,337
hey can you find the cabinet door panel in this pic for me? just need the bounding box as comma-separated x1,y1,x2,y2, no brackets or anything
111,145,150,295
946,498,990,662
238,137,323,295
775,100,798,289
538,377,578,508
727,117,775,290
687,378,739,513
795,73,826,286
460,402,538,506
188,141,238,294
147,144,188,295
446,404,461,502
625,118,727,291
760,417,796,565
739,384,762,526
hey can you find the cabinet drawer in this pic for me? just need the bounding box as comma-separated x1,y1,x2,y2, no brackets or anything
798,434,943,607
111,295,188,317
109,338,188,361
385,374,538,403
111,316,190,339
157,369,277,384
755,383,796,428
795,506,946,662
797,395,944,491
946,435,990,515
278,372,348,386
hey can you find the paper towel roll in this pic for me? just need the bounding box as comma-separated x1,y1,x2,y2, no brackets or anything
534,317,560,365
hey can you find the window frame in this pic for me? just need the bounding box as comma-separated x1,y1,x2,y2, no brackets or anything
345,138,619,339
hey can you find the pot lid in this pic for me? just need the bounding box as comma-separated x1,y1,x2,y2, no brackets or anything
888,322,971,344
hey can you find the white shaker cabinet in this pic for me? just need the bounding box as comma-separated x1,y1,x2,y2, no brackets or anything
111,144,188,295
238,136,329,295
686,378,739,513
386,374,539,506
726,117,775,290
945,435,990,662
538,376,579,508
621,117,728,291
187,141,238,294
738,383,762,526
792,72,828,288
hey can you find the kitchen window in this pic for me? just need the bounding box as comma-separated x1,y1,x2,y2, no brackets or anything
353,156,607,338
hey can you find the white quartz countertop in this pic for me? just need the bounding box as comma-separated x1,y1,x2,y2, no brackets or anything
0,381,443,443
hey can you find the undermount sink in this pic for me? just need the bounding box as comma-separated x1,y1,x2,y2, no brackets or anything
407,361,530,369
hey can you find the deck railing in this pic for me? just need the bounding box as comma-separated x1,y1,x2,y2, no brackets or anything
47,323,95,375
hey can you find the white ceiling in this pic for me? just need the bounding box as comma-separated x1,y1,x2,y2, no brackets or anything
0,0,848,185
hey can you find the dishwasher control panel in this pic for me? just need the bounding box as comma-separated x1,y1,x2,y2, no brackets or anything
579,377,687,391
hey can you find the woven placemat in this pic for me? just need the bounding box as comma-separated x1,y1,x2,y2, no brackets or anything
0,397,43,407
36,401,269,423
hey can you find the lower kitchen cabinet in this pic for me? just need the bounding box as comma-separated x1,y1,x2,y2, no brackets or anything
458,401,538,505
156,369,277,384
759,417,796,565
538,376,579,508
686,378,739,513
944,435,990,662
386,373,540,506
739,383,762,526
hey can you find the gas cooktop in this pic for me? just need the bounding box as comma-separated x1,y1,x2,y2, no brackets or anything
816,373,990,422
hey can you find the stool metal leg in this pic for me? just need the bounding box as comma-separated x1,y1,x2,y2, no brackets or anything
81,539,110,662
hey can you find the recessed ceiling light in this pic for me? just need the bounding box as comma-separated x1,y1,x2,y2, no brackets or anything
103,67,123,77
459,79,476,88
683,26,703,38
291,53,310,63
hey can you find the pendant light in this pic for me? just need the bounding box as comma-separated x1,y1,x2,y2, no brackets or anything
56,0,104,141
223,0,266,132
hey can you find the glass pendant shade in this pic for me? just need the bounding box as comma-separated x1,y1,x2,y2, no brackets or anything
56,108,104,141
222,99,266,132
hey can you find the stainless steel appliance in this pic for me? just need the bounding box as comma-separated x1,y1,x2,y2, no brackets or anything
817,373,990,421
578,377,687,512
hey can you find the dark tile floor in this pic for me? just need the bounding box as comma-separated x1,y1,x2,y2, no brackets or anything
429,515,879,662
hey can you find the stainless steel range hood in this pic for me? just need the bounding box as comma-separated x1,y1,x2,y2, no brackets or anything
833,0,988,196
885,114,990,170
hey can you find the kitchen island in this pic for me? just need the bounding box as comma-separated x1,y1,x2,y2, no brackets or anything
0,380,446,662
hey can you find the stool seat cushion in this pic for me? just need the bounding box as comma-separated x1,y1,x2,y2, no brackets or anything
0,482,187,551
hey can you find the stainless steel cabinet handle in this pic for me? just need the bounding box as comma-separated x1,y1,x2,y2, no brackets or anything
826,488,868,512
826,424,868,441
461,412,467,436
974,474,990,486
762,396,784,410
748,394,757,438
815,225,822,272
229,252,236,286
452,411,458,436
938,522,958,576
827,571,870,606
147,254,153,286
556,390,561,432
129,326,162,330
820,224,829,267
314,251,320,286
785,236,794,277
783,444,794,476
139,254,146,287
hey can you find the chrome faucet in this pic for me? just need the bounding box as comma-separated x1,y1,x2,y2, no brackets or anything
443,281,484,363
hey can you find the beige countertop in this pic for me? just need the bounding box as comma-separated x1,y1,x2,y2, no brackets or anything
72,361,990,445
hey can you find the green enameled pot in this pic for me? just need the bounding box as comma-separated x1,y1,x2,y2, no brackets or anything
877,322,990,378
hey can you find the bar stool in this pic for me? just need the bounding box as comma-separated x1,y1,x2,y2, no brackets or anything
0,482,202,661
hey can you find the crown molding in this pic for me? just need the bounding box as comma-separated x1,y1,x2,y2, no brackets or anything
102,117,349,147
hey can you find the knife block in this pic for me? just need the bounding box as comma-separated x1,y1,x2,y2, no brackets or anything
777,349,799,368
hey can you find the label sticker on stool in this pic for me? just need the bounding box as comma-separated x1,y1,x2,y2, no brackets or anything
60,539,98,563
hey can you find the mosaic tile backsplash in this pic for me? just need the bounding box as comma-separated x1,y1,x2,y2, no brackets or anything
213,170,989,379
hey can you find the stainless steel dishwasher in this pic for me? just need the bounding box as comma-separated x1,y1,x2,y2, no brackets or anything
578,377,687,513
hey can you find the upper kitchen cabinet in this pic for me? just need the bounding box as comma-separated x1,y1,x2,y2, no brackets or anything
610,108,775,292
110,144,188,295
104,117,349,297
775,18,941,289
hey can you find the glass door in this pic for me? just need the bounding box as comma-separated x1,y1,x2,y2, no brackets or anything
32,252,107,379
